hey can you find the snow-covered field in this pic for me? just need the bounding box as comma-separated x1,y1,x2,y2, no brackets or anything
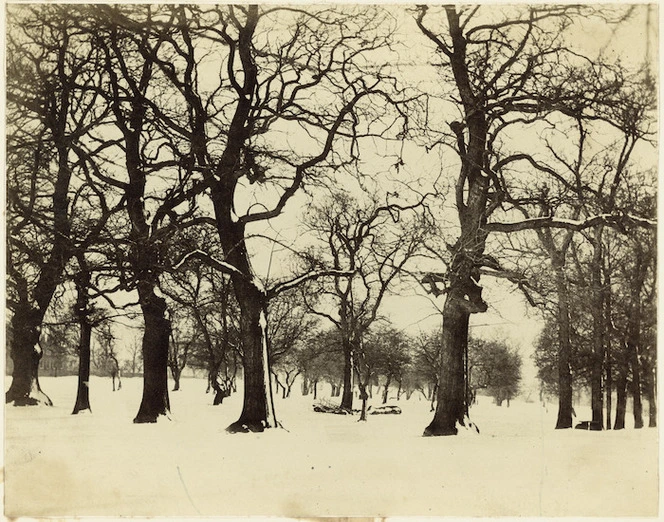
5,376,658,517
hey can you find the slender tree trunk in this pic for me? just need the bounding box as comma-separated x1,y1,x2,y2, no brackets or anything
172,367,181,391
553,262,574,429
341,338,354,411
604,268,613,430
645,369,656,428
72,312,92,414
628,250,645,430
382,375,392,404
358,382,369,422
313,380,318,400
630,344,644,429
614,359,628,430
589,228,604,430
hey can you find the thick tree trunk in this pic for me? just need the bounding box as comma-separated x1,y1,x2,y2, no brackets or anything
424,296,474,436
133,295,172,423
6,306,52,406
226,283,277,433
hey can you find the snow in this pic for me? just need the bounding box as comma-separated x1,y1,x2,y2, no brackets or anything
5,376,658,517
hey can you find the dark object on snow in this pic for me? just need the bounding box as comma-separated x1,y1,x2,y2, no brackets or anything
575,420,602,431
369,405,402,415
313,402,350,414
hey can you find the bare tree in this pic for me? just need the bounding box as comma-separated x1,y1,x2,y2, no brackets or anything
139,5,412,432
6,5,107,405
303,191,432,412
415,5,656,435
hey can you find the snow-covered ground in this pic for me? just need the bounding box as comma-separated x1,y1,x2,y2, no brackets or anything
5,376,658,517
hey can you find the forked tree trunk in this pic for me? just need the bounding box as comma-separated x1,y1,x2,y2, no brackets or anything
6,305,52,406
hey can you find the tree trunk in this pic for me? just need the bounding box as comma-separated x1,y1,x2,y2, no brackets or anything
340,338,354,411
6,305,52,406
614,363,628,430
72,312,92,414
553,262,574,429
630,344,644,429
603,264,613,430
382,375,392,404
313,380,318,400
645,369,656,428
172,367,181,391
627,249,645,430
133,295,172,423
589,228,604,430
424,296,473,436
358,383,369,422
226,285,277,433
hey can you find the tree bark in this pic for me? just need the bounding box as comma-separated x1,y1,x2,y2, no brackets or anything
604,266,613,430
613,360,628,430
358,383,369,421
226,280,277,433
340,338,354,411
6,305,52,406
630,343,644,429
589,227,604,430
422,7,489,436
553,261,574,429
172,367,181,391
425,297,473,435
645,368,656,428
134,295,171,423
382,375,392,404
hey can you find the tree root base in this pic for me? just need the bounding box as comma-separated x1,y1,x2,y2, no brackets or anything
6,391,53,407
133,411,171,424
